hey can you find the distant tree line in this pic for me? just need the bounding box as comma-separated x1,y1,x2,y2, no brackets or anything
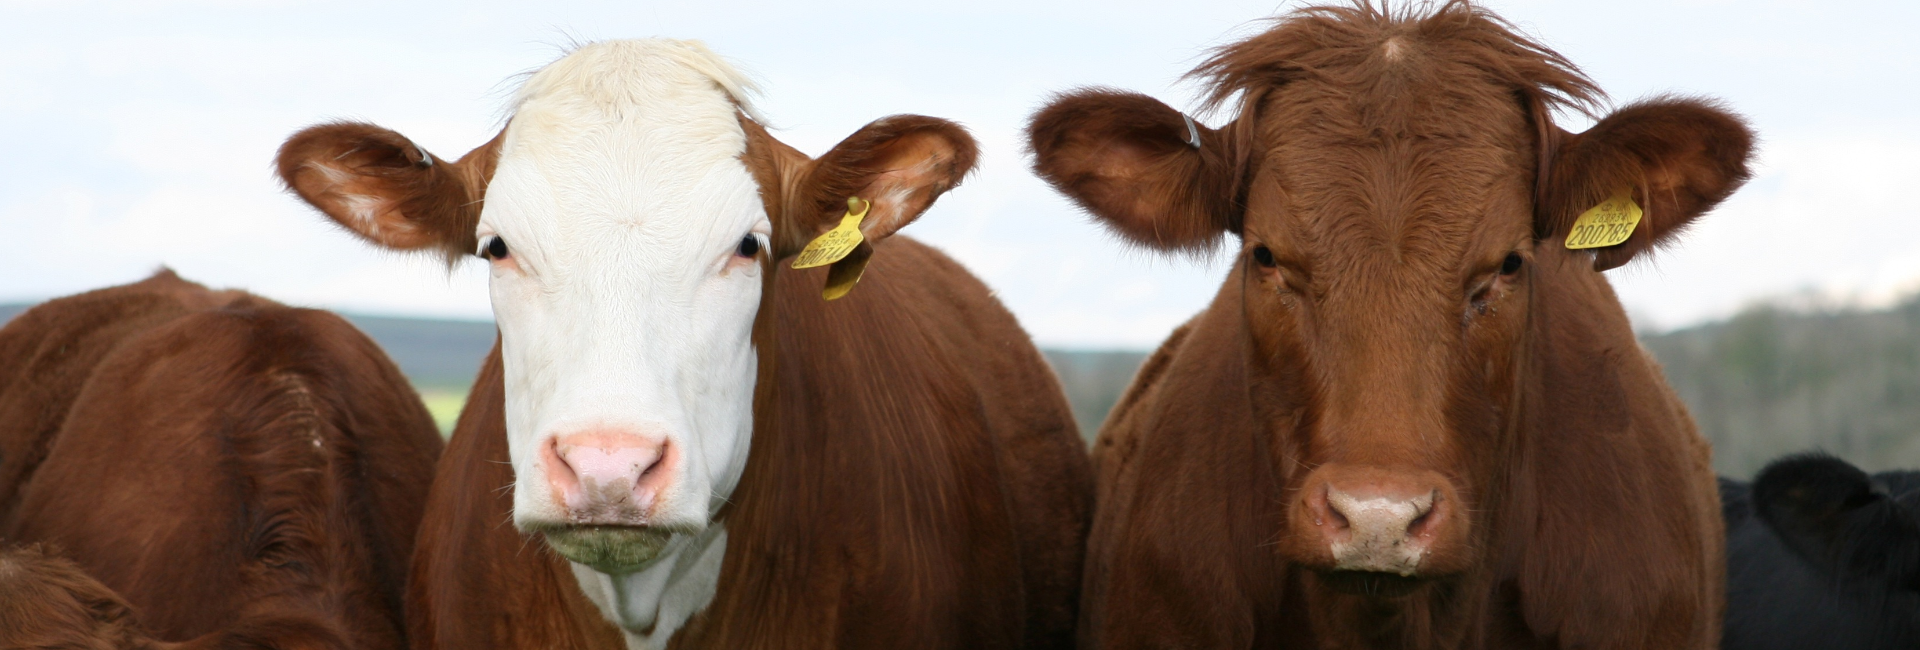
1644,295,1920,477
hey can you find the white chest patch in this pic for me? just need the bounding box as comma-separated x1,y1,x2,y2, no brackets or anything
572,523,728,649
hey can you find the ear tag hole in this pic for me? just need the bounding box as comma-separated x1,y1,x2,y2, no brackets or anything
792,196,870,269
1565,189,1643,250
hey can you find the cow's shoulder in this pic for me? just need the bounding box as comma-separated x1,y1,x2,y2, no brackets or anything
1088,314,1195,500
1511,275,1725,648
1079,285,1280,649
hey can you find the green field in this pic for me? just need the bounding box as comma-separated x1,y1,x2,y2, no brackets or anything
417,387,469,436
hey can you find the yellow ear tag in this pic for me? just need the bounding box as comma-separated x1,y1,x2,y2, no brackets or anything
791,197,869,269
820,245,872,301
1564,189,1643,250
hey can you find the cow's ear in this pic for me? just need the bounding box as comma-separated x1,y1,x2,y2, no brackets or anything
1539,98,1754,271
1751,454,1909,579
276,122,503,265
1027,88,1241,253
768,115,977,259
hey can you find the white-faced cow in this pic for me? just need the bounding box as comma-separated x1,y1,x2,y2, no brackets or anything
1027,3,1752,648
277,40,1091,649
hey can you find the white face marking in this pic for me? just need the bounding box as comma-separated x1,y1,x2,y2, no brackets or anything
478,40,766,572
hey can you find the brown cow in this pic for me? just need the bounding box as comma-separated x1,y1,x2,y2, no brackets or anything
274,39,1092,649
0,271,443,649
1027,3,1752,649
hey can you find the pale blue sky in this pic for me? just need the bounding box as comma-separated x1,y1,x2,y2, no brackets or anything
3,0,1915,347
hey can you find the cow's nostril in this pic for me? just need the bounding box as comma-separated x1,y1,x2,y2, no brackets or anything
1407,509,1431,536
1406,491,1440,537
1326,497,1352,531
638,449,668,479
543,432,675,522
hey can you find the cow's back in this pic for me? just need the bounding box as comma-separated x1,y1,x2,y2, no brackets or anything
0,271,442,648
0,271,235,511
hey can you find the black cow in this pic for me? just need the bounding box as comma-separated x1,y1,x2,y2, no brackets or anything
1721,453,1919,650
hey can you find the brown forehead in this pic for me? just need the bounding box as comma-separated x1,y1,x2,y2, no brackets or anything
1249,71,1536,272
1213,11,1587,277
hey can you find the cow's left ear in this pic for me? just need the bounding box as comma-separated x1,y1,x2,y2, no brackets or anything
772,115,978,258
1539,98,1755,271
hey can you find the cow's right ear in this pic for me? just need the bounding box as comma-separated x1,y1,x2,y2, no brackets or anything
275,122,502,264
1027,88,1242,253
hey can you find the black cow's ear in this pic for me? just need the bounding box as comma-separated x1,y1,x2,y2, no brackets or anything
1538,97,1755,271
1752,453,1914,580
1027,88,1242,253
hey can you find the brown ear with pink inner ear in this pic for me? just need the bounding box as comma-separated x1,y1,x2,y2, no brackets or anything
1538,97,1755,271
759,114,978,299
1026,87,1243,253
275,122,503,266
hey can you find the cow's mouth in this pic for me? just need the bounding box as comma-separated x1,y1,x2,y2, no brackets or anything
1317,570,1425,598
539,525,675,574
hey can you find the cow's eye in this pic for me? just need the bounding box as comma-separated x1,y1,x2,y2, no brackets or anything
480,236,509,260
1252,245,1277,268
1500,252,1523,276
736,234,761,259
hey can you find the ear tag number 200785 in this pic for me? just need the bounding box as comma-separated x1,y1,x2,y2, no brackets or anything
1564,189,1643,250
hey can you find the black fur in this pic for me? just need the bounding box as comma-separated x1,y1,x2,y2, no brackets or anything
1722,453,1920,650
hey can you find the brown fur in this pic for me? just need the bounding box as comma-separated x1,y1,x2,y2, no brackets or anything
403,340,627,650
0,271,444,650
276,122,504,266
677,236,1090,649
1028,3,1750,649
1,545,159,650
279,97,1087,646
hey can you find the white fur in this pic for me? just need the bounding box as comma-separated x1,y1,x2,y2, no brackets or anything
572,524,729,649
478,39,768,645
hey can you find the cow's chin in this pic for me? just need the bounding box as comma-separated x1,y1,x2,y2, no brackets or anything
539,525,679,574
1314,569,1429,599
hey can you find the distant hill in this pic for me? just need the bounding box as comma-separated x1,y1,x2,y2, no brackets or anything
0,302,496,391
1644,297,1920,476
5,296,1917,477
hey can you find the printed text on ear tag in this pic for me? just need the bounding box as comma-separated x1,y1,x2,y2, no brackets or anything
792,197,869,269
1564,190,1643,250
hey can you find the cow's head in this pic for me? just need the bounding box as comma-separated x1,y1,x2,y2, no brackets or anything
1029,5,1751,588
1754,454,1920,616
278,40,973,574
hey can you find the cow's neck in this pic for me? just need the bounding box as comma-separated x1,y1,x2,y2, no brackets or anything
1299,576,1493,649
572,523,729,650
571,264,782,649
